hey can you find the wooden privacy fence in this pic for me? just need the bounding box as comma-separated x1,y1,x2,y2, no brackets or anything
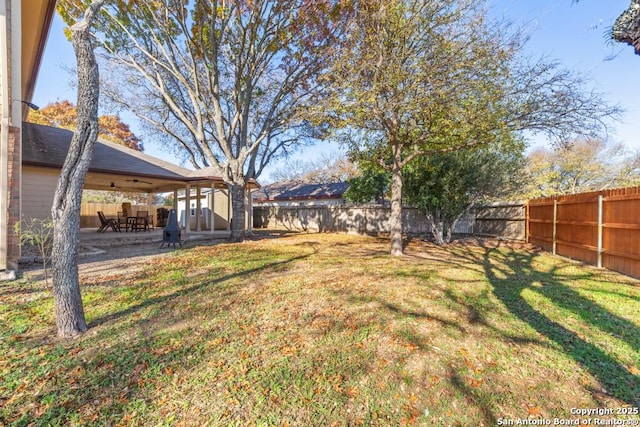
253,202,526,240
528,186,640,279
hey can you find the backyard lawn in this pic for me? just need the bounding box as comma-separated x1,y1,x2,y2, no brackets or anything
1,232,639,426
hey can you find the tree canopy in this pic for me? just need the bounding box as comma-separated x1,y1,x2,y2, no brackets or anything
314,0,619,254
521,139,640,198
28,100,143,151
344,166,390,205
404,140,525,245
57,0,354,242
268,154,358,184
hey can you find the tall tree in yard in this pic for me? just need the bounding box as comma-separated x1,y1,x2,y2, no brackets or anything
318,0,516,255
320,0,619,255
50,0,105,338
59,0,352,242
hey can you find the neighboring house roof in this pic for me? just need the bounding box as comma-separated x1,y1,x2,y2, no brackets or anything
253,181,349,202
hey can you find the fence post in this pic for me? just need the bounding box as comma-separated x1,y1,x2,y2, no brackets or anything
597,195,604,268
552,199,558,255
525,201,530,242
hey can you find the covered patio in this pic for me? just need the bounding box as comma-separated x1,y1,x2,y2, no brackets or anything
22,122,258,237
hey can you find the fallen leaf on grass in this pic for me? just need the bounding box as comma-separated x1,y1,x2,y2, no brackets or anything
345,387,359,397
629,365,640,375
34,402,50,417
132,362,147,377
526,405,541,416
68,365,85,383
468,377,484,388
405,342,420,351
281,346,297,356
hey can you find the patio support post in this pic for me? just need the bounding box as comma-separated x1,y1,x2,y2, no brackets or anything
195,186,201,232
184,184,191,234
597,195,604,268
173,189,178,215
147,193,153,227
210,182,215,233
245,188,252,232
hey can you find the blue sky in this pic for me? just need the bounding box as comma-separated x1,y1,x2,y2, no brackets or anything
490,0,640,150
32,1,640,176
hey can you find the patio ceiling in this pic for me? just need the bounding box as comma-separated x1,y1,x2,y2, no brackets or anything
22,0,57,109
83,171,203,194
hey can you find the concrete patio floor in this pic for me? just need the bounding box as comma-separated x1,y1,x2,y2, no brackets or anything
79,227,231,248
18,227,232,272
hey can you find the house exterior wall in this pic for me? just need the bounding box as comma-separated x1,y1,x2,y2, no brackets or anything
21,165,57,220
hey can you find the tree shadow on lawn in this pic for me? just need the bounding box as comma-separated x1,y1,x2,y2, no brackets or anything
331,277,556,426
4,249,321,424
451,241,640,406
88,249,317,329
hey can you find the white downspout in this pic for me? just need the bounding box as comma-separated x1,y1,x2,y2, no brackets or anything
0,0,11,271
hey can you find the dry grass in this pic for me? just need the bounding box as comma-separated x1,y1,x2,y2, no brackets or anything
1,231,639,426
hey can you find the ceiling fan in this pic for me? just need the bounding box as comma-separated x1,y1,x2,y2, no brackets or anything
125,178,153,185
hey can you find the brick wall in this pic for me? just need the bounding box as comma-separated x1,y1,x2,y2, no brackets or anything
7,126,20,270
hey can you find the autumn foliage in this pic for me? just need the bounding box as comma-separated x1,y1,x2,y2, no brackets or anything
27,100,143,151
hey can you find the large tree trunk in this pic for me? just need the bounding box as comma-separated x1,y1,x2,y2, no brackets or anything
229,182,246,243
389,141,404,256
426,212,447,246
428,210,466,246
50,0,104,338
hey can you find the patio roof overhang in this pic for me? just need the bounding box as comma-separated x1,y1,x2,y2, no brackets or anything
22,122,259,193
22,0,58,110
83,171,227,194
